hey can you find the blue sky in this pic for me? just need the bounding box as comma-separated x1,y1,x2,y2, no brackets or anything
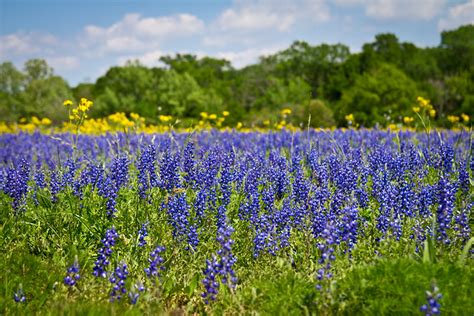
1,0,473,86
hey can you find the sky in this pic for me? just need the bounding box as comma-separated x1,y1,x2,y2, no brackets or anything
1,0,473,86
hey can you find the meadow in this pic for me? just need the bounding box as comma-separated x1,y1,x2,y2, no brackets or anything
1,123,473,315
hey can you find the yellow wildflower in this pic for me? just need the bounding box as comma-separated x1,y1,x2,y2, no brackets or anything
412,107,420,113
345,114,355,122
222,111,230,117
461,113,470,122
429,109,436,118
200,112,208,119
41,118,52,125
159,115,172,123
417,96,430,108
130,113,140,120
236,122,243,129
63,99,73,106
403,117,414,124
263,120,270,126
31,116,41,125
280,108,292,116
209,114,217,120
447,115,460,123
388,123,398,130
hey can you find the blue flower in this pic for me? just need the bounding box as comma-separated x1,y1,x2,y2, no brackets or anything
64,257,80,287
93,227,119,278
145,245,166,279
109,261,129,302
13,285,26,303
420,284,442,315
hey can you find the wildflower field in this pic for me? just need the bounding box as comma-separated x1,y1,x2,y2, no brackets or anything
1,124,473,315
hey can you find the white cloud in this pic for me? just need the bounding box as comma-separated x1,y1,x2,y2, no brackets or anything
117,50,165,66
0,32,58,57
81,13,205,54
334,0,446,20
215,45,286,68
438,0,474,31
47,56,80,71
215,0,329,32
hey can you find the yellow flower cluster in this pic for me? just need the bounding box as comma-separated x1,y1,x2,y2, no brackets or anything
447,115,460,124
108,112,135,128
198,111,229,128
415,97,436,118
280,108,292,116
345,114,355,123
403,116,414,124
159,115,172,123
447,114,469,124
64,98,93,121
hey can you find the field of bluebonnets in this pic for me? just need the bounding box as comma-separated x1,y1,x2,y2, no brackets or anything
1,123,473,314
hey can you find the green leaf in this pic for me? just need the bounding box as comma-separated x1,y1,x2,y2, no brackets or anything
459,237,474,266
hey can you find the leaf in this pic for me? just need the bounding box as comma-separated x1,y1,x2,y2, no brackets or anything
458,237,474,266
188,273,200,296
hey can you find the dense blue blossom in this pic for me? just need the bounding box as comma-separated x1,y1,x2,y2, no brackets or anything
144,245,166,279
109,261,129,302
93,227,119,278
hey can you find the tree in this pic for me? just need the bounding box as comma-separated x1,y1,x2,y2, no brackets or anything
439,25,474,74
24,59,53,82
157,70,222,118
93,61,159,117
296,99,335,128
0,62,25,121
337,63,421,126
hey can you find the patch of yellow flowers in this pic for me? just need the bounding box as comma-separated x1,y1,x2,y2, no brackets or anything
0,97,470,135
64,98,93,122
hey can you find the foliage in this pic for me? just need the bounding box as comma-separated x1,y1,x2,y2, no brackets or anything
1,25,474,128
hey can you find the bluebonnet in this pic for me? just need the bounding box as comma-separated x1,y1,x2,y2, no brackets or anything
454,202,472,242
128,281,145,305
193,188,208,224
33,168,46,205
73,163,104,199
166,192,199,248
202,225,237,304
201,256,220,304
137,145,158,200
159,148,181,192
64,257,80,287
62,159,77,191
109,261,129,302
98,155,130,217
138,222,148,247
435,176,457,244
13,285,26,303
93,227,119,278
144,245,166,279
420,284,442,315
49,167,61,203
315,221,338,291
183,141,196,187
4,159,30,213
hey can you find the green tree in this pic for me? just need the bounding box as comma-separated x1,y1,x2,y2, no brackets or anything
157,70,222,118
0,62,25,121
439,24,474,74
93,60,160,118
337,63,421,126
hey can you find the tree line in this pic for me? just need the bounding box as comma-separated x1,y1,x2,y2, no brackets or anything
1,24,473,128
